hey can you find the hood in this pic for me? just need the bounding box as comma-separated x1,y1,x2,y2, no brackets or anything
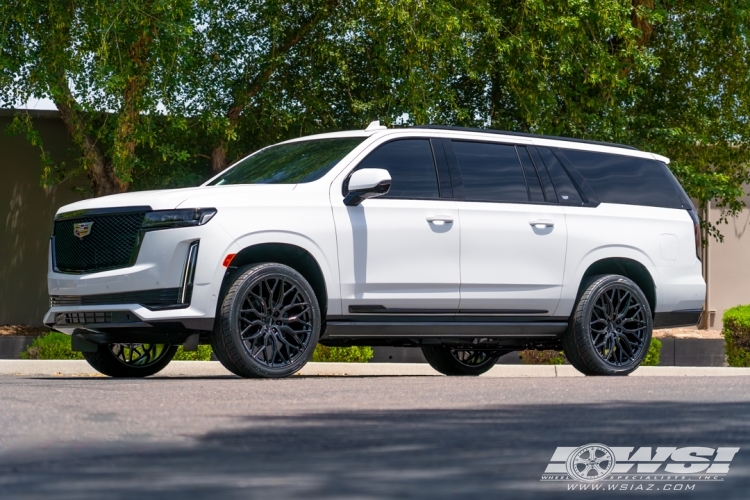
55,184,297,216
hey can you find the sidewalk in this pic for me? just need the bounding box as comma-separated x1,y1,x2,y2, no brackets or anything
1,360,750,377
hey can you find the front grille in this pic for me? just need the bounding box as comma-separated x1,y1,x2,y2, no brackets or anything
60,311,140,325
64,312,113,324
50,288,182,309
53,211,146,273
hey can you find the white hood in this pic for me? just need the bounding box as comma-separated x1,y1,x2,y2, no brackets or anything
55,184,297,216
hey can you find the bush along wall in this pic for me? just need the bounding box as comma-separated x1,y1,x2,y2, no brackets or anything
723,305,750,367
22,332,214,361
21,332,83,360
520,338,662,366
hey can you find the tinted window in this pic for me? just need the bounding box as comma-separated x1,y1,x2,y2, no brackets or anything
209,137,365,185
517,147,545,203
356,139,439,198
534,147,583,204
561,150,684,209
452,141,528,202
527,147,557,203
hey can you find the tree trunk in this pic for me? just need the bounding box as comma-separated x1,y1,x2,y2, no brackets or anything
632,0,655,46
211,142,228,173
52,80,124,196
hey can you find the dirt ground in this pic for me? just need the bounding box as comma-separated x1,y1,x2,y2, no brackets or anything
0,325,48,336
653,327,724,339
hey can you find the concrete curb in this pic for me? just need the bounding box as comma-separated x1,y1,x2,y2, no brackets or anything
2,360,750,378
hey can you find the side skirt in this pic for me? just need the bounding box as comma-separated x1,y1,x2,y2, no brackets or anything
322,320,568,339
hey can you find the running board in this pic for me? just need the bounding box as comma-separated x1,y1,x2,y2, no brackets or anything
322,321,568,339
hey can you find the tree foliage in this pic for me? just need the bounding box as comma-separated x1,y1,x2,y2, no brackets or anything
1,1,749,238
1,0,200,195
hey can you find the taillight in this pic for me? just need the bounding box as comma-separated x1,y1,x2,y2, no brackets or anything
687,209,701,260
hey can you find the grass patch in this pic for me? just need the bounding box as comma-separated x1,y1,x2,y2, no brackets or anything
173,345,213,361
312,345,373,362
519,350,566,365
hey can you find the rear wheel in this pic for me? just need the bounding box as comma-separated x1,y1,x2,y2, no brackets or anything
83,343,177,377
421,345,504,376
563,274,653,376
211,263,321,378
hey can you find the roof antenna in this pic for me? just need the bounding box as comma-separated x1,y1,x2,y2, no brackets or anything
365,120,387,131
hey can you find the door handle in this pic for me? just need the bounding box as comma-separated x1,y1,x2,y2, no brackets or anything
426,216,454,224
529,219,554,228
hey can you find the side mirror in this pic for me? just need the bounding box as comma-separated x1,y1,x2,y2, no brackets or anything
344,168,392,206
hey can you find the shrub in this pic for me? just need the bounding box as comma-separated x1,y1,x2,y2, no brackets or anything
312,344,373,362
21,332,83,360
21,333,214,361
723,305,750,367
641,338,662,366
173,345,213,361
519,350,566,365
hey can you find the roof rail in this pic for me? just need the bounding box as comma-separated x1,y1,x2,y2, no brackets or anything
365,120,387,131
409,125,639,151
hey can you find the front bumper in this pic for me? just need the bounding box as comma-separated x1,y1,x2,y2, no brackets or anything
45,221,240,337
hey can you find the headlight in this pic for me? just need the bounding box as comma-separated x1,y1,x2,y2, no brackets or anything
142,208,217,229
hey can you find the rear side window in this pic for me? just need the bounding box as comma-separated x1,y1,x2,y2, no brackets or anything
356,139,439,199
452,141,529,202
533,147,583,205
560,150,684,209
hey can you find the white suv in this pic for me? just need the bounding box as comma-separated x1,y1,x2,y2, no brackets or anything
45,123,706,378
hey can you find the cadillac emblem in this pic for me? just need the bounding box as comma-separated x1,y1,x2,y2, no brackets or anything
73,222,94,238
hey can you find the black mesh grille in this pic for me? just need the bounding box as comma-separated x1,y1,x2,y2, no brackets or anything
53,212,146,273
61,311,141,325
64,312,113,324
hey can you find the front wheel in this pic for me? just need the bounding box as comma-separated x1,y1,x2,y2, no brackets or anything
210,263,321,378
421,346,504,376
563,274,653,376
83,343,177,377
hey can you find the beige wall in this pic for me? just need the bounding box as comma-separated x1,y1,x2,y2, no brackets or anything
705,195,750,330
0,112,83,326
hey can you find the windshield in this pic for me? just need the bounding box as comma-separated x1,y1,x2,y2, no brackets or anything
207,137,366,185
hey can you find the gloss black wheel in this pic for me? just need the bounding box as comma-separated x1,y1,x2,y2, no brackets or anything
83,343,177,377
563,274,653,376
211,263,321,378
421,345,505,376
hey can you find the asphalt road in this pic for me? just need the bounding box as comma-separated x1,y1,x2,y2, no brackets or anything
2,375,750,499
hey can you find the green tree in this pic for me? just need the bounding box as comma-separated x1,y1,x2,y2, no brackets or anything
630,1,750,241
2,0,749,238
0,0,199,195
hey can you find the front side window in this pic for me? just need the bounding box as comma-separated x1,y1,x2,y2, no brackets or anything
208,137,366,185
452,141,529,202
355,139,440,199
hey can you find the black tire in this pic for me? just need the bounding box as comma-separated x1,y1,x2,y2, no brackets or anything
421,346,504,376
83,343,177,378
211,263,321,378
563,274,653,376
